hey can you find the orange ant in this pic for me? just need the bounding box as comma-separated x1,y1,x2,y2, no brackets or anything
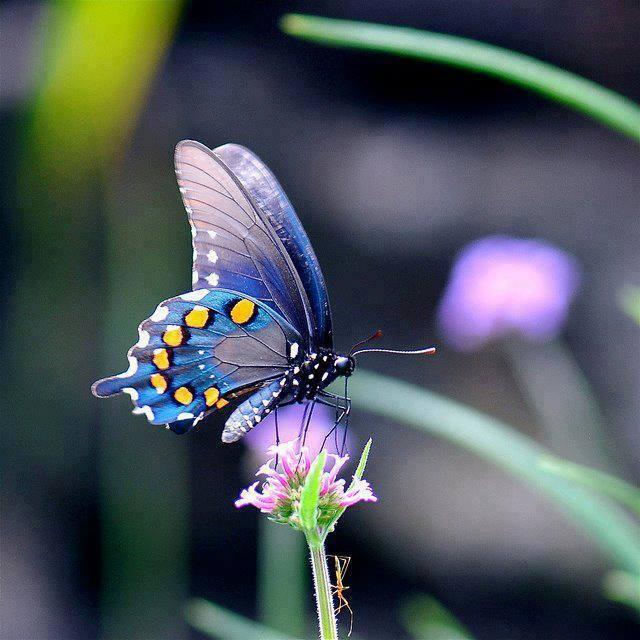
330,555,354,636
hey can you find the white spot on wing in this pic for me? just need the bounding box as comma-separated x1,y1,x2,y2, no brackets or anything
150,305,169,322
177,412,195,420
207,230,217,239
122,387,139,401
207,249,218,264
117,356,138,378
132,405,154,421
205,273,219,286
181,289,209,302
289,342,299,359
192,270,199,285
136,330,150,348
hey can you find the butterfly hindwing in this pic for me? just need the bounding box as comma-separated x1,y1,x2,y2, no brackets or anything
92,289,302,428
174,140,315,348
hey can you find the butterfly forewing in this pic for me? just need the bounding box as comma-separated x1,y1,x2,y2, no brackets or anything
174,140,315,349
214,144,333,348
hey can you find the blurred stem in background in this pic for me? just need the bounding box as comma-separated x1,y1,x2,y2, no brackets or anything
258,519,307,637
18,1,186,638
504,338,617,472
281,14,640,143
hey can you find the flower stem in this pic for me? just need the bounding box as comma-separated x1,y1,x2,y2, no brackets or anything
308,539,338,640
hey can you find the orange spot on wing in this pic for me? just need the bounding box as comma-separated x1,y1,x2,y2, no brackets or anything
152,348,170,370
150,373,168,394
163,327,184,346
174,386,193,405
185,306,210,328
204,386,220,407
215,398,229,409
230,299,256,324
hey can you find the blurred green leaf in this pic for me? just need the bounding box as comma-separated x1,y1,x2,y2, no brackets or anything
27,0,183,183
19,2,186,639
539,456,640,516
300,450,327,538
281,14,640,142
185,598,299,640
603,571,640,614
400,594,474,640
619,285,640,326
348,370,640,575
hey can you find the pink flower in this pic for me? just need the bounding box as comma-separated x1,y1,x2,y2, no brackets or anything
235,439,377,531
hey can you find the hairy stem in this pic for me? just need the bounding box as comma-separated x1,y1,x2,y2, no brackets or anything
308,540,338,640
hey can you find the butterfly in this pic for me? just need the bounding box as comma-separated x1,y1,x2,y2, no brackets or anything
92,141,434,442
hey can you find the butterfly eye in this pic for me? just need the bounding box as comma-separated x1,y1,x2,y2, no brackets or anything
334,356,355,377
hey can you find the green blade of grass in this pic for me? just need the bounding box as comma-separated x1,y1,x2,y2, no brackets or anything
352,437,373,484
281,14,640,142
538,456,640,516
185,598,299,640
603,571,640,614
400,594,475,640
348,370,640,575
324,439,374,536
618,285,640,326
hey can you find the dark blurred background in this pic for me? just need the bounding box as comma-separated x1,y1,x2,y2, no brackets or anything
1,2,639,639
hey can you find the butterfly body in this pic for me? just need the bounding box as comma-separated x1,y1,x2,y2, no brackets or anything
222,349,354,443
93,140,352,442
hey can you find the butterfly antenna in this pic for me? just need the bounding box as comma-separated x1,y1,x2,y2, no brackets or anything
352,346,437,357
349,330,383,356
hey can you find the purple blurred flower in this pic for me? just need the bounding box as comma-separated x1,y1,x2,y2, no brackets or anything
236,438,376,530
437,236,580,350
244,403,352,458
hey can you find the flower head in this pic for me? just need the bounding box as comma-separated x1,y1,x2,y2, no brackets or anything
437,236,580,350
235,439,376,532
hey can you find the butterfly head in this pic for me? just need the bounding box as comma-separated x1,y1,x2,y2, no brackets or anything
333,355,355,378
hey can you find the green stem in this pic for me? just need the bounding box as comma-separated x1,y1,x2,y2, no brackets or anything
308,540,338,640
281,14,640,142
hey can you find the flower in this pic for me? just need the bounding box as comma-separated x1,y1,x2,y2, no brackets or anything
244,402,354,457
437,236,581,350
235,438,376,531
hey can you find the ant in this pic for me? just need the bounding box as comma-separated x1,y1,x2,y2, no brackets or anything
330,555,354,636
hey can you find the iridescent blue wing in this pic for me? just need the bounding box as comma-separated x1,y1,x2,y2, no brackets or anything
92,288,302,432
214,144,333,349
175,140,317,349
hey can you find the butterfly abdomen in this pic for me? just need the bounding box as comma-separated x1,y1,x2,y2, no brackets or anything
222,378,286,443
